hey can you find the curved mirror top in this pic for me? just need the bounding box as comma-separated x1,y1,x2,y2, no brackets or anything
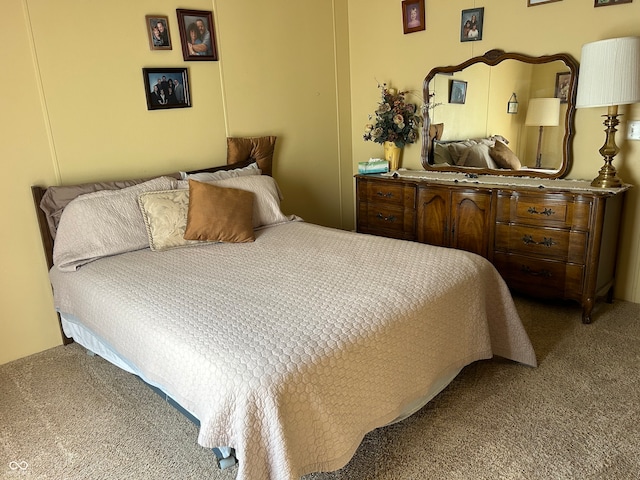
421,50,579,179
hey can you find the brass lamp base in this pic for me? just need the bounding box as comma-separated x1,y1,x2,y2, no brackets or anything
591,105,623,188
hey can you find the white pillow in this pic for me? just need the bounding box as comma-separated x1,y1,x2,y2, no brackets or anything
138,189,206,251
212,175,295,228
180,162,261,182
53,176,177,271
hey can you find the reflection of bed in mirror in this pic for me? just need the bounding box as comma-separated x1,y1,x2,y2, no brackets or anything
421,50,579,179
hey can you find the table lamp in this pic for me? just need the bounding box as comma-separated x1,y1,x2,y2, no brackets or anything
576,36,640,188
525,98,560,168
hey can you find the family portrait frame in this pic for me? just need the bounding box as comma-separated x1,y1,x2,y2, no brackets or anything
145,15,172,50
460,8,483,42
142,67,191,111
176,9,218,61
555,72,571,104
594,0,632,6
449,80,467,104
402,0,425,34
527,0,562,6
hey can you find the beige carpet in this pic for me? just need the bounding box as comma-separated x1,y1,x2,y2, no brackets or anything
1,295,639,479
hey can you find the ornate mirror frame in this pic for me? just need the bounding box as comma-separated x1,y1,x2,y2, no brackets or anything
421,49,579,179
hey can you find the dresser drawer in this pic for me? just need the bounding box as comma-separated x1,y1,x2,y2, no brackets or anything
493,253,584,299
496,192,592,230
360,180,416,208
494,224,587,263
358,203,414,239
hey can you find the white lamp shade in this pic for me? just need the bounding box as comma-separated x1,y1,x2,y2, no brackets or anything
576,36,640,109
525,98,561,127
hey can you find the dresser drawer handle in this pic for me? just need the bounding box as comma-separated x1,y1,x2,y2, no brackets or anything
527,206,555,216
376,213,396,223
376,191,394,198
521,265,553,278
522,235,556,247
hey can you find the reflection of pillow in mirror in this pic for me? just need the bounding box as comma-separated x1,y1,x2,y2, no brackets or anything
489,140,522,169
433,141,453,164
447,141,475,165
459,144,498,169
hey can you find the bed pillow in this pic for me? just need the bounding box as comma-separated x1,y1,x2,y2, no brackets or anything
178,175,292,228
209,175,293,228
138,189,206,251
459,143,498,169
180,162,261,182
447,141,475,165
53,176,177,271
39,174,181,239
184,180,255,243
432,141,454,164
489,140,522,170
227,136,277,176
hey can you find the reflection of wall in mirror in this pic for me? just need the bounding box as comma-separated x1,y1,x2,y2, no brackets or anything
426,59,568,171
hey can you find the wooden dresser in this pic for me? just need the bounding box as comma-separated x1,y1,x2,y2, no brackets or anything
356,172,628,323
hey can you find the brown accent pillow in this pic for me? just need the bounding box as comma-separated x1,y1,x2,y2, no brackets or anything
226,136,276,176
489,140,522,170
184,180,255,243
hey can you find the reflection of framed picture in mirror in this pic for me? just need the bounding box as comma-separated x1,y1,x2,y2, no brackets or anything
402,0,425,34
555,72,571,104
460,8,483,42
528,0,562,6
449,80,467,104
594,0,632,6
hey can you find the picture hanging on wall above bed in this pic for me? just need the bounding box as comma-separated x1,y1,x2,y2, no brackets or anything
142,67,191,110
176,9,218,61
460,7,483,42
145,15,171,50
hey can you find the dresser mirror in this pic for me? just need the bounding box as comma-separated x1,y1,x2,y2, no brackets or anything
421,50,579,179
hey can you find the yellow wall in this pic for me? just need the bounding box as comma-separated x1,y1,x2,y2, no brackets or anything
2,0,640,364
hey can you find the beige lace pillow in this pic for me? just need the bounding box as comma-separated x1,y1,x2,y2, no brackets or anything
138,189,205,251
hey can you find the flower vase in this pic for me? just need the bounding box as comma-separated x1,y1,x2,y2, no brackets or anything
383,141,402,171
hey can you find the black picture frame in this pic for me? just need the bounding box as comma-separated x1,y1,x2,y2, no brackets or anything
142,68,191,110
449,80,467,104
176,9,218,61
402,0,425,34
460,8,483,42
145,15,171,50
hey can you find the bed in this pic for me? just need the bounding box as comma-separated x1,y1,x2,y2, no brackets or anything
32,136,537,480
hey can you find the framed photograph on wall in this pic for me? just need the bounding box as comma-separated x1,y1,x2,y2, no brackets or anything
527,0,562,6
142,68,191,110
460,8,483,42
594,0,632,6
555,72,571,104
449,80,467,104
402,0,425,34
176,9,218,61
145,15,171,50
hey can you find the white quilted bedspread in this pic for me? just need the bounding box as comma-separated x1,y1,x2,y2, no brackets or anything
50,221,536,480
